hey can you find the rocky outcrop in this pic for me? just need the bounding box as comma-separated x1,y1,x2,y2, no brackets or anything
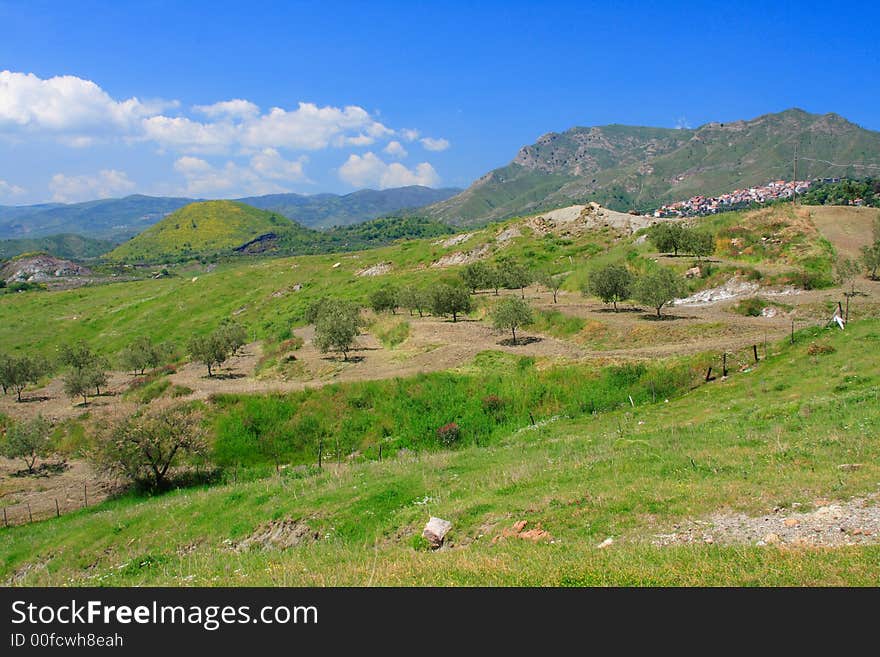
1,254,92,283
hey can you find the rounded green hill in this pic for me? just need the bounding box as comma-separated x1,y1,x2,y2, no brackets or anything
106,200,295,262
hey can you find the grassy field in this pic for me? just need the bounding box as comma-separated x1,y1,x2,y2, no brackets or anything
2,319,878,586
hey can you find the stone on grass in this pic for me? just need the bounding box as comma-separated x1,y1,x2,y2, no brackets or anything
423,517,452,549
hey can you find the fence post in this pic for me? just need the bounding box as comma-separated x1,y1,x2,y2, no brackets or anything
27,503,33,523
83,483,88,508
722,353,728,377
753,345,759,363
55,499,60,517
3,507,7,528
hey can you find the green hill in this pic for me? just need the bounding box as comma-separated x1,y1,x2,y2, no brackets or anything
0,233,116,261
106,201,305,262
426,109,880,225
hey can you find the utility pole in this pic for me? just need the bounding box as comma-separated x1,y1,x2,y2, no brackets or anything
793,143,799,205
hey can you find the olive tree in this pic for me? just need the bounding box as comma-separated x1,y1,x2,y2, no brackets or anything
313,299,363,361
634,266,686,318
648,223,687,255
498,258,532,298
1,354,49,402
1,415,52,473
119,336,165,375
460,261,492,294
397,285,429,317
218,320,248,356
188,332,232,377
430,284,473,322
538,271,567,303
93,403,207,492
369,285,399,314
491,297,534,345
584,263,634,312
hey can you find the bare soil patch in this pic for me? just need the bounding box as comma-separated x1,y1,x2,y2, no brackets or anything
651,492,880,548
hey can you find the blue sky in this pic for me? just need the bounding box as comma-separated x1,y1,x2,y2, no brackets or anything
1,0,878,204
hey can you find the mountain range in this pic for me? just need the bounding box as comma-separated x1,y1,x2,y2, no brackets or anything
424,109,880,225
0,186,461,241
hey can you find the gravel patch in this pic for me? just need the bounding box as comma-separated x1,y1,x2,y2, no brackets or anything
652,492,880,547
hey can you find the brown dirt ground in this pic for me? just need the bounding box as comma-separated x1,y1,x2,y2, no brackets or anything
808,205,880,259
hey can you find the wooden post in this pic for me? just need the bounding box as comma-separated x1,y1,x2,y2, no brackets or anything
378,444,383,462
27,503,33,523
529,412,536,426
753,345,759,363
55,499,60,517
722,353,728,377
791,318,795,344
845,294,850,324
83,483,88,507
318,440,323,470
3,507,7,528
705,366,714,382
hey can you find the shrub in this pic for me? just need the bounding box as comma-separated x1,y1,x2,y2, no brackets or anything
807,342,835,356
436,422,461,445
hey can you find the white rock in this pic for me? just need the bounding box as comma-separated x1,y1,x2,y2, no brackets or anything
597,537,614,549
423,517,452,549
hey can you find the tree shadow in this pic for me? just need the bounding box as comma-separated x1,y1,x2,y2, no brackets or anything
640,313,689,321
212,372,246,380
16,395,52,403
595,307,645,314
320,355,365,363
10,460,70,478
498,335,542,347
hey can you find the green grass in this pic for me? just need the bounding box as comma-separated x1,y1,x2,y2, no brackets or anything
209,353,702,469
371,318,411,349
2,320,879,586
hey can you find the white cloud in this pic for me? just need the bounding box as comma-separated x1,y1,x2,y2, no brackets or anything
173,150,308,197
193,99,260,119
249,148,308,181
49,169,136,203
0,179,26,198
241,103,392,151
0,70,169,138
420,137,450,152
383,140,408,158
399,128,420,142
141,115,236,153
338,152,439,189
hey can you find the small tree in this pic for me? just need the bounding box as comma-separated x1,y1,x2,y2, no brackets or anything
460,261,492,294
498,258,532,298
491,297,534,345
634,266,686,318
313,299,362,361
397,285,429,317
63,367,93,406
218,320,248,356
119,336,164,375
862,243,880,280
538,271,567,303
2,354,49,402
58,341,100,373
188,332,231,377
585,263,634,312
485,265,504,296
369,285,399,314
648,223,687,256
93,403,207,492
1,415,51,473
430,284,473,322
685,230,715,260
0,353,11,395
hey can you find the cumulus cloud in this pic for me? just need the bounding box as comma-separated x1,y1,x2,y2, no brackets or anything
192,99,260,119
0,179,26,198
420,137,450,151
174,149,308,197
338,152,439,189
383,140,408,158
0,70,170,138
399,128,420,142
49,169,136,203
